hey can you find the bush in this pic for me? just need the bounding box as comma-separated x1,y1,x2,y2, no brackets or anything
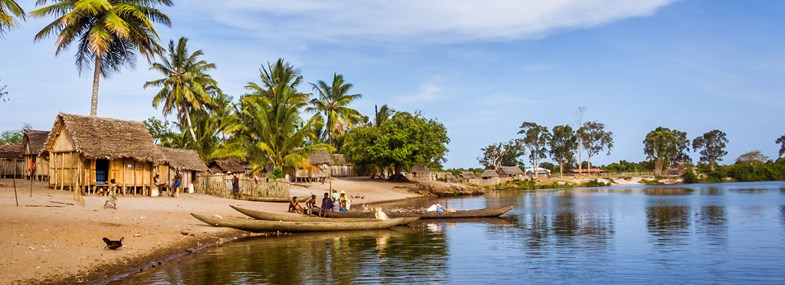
681,171,698,184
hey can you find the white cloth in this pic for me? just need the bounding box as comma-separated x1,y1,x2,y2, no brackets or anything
427,204,438,212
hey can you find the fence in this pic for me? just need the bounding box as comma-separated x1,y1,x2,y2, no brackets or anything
194,174,290,199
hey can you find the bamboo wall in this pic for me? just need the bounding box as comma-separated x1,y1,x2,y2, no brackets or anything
48,152,154,195
24,156,49,180
156,165,195,186
0,158,25,178
194,173,289,199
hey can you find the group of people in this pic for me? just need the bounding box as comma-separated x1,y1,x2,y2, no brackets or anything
153,171,183,197
288,189,352,216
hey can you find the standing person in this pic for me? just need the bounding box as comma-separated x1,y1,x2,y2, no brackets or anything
171,171,182,197
331,189,340,212
320,192,333,217
232,173,240,199
339,191,348,212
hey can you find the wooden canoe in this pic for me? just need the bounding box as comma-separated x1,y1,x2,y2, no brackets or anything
320,205,516,219
191,213,420,233
244,196,307,203
230,205,381,222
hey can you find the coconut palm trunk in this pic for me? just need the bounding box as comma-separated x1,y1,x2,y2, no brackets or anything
182,103,198,142
90,57,101,116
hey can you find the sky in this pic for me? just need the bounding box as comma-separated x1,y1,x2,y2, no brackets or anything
1,0,784,169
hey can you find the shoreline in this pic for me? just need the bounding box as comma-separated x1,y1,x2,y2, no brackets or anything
0,177,423,285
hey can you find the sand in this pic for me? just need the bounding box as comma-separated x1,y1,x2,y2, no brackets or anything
0,177,420,285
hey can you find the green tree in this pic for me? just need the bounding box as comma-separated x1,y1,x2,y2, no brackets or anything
577,121,613,171
518,122,551,178
692,129,728,171
344,112,449,181
306,73,363,146
776,135,785,158
479,139,524,170
374,104,395,127
143,117,178,146
145,37,219,142
32,0,172,116
735,150,768,165
549,124,577,177
0,123,31,143
643,127,690,176
0,0,24,37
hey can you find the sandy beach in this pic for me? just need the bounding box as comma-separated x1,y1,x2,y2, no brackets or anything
0,177,420,285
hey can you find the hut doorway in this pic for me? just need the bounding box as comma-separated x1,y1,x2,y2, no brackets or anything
96,159,109,184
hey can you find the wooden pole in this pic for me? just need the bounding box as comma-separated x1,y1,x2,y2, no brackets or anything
13,162,19,207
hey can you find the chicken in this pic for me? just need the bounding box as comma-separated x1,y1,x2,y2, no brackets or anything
103,237,124,250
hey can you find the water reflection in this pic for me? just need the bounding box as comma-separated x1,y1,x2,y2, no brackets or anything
646,200,690,245
643,187,693,196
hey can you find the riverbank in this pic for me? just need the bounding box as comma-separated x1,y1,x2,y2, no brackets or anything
0,177,422,285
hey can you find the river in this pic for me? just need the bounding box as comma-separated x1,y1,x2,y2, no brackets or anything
118,181,785,284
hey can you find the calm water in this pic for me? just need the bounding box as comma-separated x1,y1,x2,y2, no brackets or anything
120,182,785,284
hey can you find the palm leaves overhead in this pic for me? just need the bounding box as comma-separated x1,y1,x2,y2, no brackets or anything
31,0,172,116
374,104,395,127
145,37,219,142
306,73,363,145
0,0,25,37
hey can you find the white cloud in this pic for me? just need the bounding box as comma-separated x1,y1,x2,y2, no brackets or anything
394,81,445,104
193,0,677,44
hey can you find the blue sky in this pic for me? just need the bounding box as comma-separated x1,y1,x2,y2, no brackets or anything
1,0,784,168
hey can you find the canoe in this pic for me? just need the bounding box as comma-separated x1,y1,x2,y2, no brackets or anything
191,213,420,233
230,205,381,222
320,205,516,219
244,196,307,203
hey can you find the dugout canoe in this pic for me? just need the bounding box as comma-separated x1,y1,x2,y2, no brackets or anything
230,205,381,222
191,213,419,233
320,205,515,219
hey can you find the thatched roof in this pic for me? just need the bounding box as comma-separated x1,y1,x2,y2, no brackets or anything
23,130,49,156
158,147,209,172
497,166,524,176
460,171,477,180
333,154,351,166
0,142,23,159
210,158,246,173
43,113,164,163
412,163,429,174
308,150,334,165
481,169,499,178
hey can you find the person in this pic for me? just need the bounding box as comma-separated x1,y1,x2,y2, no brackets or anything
374,207,390,221
436,203,445,213
339,191,348,212
231,173,240,199
288,196,304,213
331,189,340,212
305,194,318,214
103,179,118,209
320,192,333,217
171,171,182,197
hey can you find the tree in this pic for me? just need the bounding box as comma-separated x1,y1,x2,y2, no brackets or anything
549,124,577,177
374,104,395,127
518,122,551,178
146,37,219,142
777,135,785,158
479,139,524,170
0,0,24,38
577,121,613,172
344,112,449,181
32,0,172,116
0,123,31,143
692,129,728,171
306,73,363,146
0,79,7,102
735,150,768,165
643,127,690,176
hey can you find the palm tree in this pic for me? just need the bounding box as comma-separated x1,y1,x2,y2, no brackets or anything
31,0,172,116
0,0,24,37
145,37,219,142
374,104,395,127
306,73,363,146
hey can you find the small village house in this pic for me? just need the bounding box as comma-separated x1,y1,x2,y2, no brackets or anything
23,130,50,180
330,154,354,177
411,163,433,180
295,150,333,182
208,158,247,176
42,113,165,195
156,147,209,194
460,171,477,183
0,142,24,178
497,166,525,179
481,169,500,179
435,171,458,183
525,167,552,176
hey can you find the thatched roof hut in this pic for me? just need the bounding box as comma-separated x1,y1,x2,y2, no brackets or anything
43,113,164,194
0,142,22,159
481,169,499,179
460,171,477,180
308,150,335,166
333,154,351,166
23,130,51,179
209,158,246,174
497,166,524,177
158,147,208,172
43,113,164,163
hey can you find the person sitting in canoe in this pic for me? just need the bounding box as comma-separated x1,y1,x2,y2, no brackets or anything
305,194,318,214
427,203,446,213
288,196,304,214
339,191,349,212
320,192,334,217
